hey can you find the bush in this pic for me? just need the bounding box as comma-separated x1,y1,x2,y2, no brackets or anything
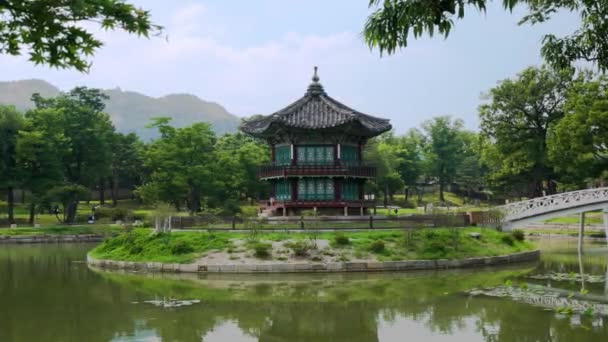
334,233,350,246
285,241,311,257
501,234,515,246
369,240,385,253
512,229,525,242
170,240,194,255
95,207,133,221
253,242,272,258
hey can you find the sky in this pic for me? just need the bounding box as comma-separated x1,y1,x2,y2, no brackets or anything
0,0,581,133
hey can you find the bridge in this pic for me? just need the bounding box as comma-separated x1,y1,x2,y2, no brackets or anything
500,187,608,237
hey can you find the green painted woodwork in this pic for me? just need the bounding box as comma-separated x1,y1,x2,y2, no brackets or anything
296,146,334,165
340,145,359,165
297,178,334,200
275,179,291,201
342,180,360,200
275,145,291,166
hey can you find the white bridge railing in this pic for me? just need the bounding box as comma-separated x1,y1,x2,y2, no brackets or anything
501,187,608,222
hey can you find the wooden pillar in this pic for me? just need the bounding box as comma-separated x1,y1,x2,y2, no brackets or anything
271,144,276,163
291,179,298,202
337,143,341,162
291,144,296,165
358,180,364,200
578,212,585,254
360,206,364,216
333,144,338,165
344,206,348,216
334,178,341,201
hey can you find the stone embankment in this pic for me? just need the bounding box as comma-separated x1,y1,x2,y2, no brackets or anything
0,234,105,244
87,250,540,274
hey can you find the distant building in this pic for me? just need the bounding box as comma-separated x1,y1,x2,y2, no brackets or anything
240,67,391,216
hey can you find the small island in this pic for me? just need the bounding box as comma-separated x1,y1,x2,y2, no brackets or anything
87,227,538,273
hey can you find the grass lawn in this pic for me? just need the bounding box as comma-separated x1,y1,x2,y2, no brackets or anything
90,227,535,264
0,225,122,236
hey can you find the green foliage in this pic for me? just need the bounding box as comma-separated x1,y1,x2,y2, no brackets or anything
137,120,217,213
369,240,386,253
548,74,608,184
94,207,133,221
91,229,232,263
0,105,24,222
285,240,312,257
501,234,515,246
364,0,608,71
422,116,467,202
480,66,574,197
512,229,525,242
252,242,272,258
170,240,195,255
0,0,161,72
334,233,350,246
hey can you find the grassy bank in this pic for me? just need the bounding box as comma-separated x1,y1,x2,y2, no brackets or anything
0,225,122,237
89,228,535,264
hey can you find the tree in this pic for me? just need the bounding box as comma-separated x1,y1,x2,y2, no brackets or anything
395,129,425,200
109,132,145,206
455,131,487,201
16,110,65,224
549,73,608,186
479,66,574,197
29,87,115,222
215,133,270,202
422,116,465,202
364,0,608,71
0,0,161,72
0,105,23,223
364,134,405,207
137,120,217,214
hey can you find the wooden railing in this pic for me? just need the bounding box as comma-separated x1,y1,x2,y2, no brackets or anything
259,162,376,179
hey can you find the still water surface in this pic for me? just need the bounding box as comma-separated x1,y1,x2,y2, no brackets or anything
0,238,607,341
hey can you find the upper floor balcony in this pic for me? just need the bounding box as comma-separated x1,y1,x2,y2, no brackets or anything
259,161,376,180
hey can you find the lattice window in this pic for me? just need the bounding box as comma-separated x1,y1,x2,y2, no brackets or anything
275,145,291,166
275,179,291,201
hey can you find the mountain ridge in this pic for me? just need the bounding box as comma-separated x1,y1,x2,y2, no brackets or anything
0,79,241,140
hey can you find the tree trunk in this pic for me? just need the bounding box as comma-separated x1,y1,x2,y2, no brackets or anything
7,187,14,224
98,180,105,205
111,173,119,207
28,202,36,225
383,182,389,208
21,189,26,204
439,181,445,202
65,199,78,224
405,187,409,201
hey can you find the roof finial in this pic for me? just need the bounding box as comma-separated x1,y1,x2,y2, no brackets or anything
312,66,319,83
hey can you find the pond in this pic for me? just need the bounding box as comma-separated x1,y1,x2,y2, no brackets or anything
0,237,606,341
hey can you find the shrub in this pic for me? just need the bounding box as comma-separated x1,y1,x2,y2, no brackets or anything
512,229,525,242
253,242,272,258
170,240,194,255
501,234,515,246
285,241,311,257
369,240,385,253
95,207,133,221
334,233,350,245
